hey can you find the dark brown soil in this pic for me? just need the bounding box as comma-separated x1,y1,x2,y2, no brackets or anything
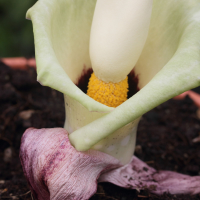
0,61,200,200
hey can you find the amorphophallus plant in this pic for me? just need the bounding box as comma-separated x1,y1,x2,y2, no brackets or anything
20,0,200,199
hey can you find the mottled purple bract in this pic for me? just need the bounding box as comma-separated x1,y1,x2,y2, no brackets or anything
20,128,200,200
20,128,121,200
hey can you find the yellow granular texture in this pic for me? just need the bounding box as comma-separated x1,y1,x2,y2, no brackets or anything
87,73,128,107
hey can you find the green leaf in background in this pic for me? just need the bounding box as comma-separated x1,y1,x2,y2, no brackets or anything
0,0,37,57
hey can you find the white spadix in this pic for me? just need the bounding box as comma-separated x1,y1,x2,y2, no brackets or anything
90,0,153,83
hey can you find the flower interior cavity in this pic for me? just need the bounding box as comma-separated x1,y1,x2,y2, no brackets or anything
76,67,139,107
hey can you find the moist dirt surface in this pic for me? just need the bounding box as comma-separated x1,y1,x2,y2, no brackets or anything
0,62,200,200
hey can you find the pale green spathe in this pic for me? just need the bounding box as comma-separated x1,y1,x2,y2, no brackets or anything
27,0,200,164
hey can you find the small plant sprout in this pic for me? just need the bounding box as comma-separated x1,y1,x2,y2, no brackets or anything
20,0,200,199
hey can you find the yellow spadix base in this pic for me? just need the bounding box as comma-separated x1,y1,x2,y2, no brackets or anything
87,73,128,107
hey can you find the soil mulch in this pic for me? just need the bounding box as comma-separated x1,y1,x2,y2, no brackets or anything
0,61,200,200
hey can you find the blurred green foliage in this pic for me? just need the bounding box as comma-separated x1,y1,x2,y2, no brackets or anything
0,0,37,57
